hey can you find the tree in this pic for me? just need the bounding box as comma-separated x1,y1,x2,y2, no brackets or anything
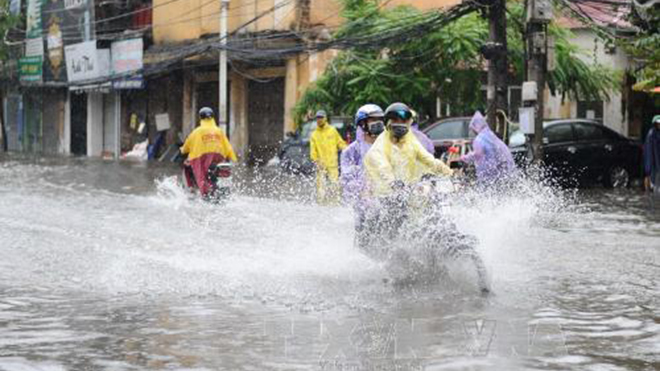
294,0,620,125
626,6,660,92
0,0,20,62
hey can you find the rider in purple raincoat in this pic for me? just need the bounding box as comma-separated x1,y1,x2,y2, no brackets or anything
411,110,435,155
340,104,385,206
460,111,516,185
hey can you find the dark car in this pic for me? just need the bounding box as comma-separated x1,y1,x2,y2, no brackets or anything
508,120,643,188
278,118,353,174
422,117,475,158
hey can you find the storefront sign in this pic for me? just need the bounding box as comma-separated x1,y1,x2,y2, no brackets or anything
65,41,110,82
42,0,91,82
25,37,44,57
111,38,143,74
64,0,86,9
26,0,43,39
19,56,43,82
110,38,144,89
113,77,144,89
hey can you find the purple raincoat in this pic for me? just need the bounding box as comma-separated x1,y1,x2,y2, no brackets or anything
460,112,515,184
412,124,435,155
340,127,373,205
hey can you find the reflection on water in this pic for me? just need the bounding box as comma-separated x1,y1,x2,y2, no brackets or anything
0,155,658,371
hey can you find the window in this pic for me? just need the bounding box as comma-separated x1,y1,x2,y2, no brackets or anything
574,123,605,141
544,124,573,144
427,121,465,140
577,101,604,122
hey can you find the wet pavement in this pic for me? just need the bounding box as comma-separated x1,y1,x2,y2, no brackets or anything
0,154,658,371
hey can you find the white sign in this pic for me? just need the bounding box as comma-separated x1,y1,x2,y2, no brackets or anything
111,38,143,75
155,113,171,132
65,0,86,9
10,0,21,15
65,41,110,82
25,38,44,57
519,107,535,135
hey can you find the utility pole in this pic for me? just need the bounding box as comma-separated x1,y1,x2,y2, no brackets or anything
484,0,509,137
523,0,552,162
219,0,230,136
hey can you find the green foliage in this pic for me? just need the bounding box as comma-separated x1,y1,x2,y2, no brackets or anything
294,0,622,125
0,0,21,61
625,7,660,91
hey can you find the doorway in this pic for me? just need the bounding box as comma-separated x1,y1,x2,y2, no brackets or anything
247,78,284,165
70,92,87,155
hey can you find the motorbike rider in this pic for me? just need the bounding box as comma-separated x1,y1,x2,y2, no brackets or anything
340,104,385,205
411,110,435,155
364,102,453,198
180,107,237,196
340,104,386,250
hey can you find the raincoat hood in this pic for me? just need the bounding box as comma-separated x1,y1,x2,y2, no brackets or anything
469,111,489,134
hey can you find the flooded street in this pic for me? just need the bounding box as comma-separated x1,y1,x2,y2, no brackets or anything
0,155,658,371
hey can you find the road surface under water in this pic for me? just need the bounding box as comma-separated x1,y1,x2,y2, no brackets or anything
0,155,658,371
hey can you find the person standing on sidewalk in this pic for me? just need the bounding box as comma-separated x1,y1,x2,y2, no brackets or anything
643,115,660,194
310,110,347,205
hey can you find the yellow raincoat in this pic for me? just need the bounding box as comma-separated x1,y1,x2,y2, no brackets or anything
180,118,238,195
310,121,347,204
364,128,453,197
180,118,237,162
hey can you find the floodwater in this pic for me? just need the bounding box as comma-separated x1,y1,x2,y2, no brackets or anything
0,155,658,371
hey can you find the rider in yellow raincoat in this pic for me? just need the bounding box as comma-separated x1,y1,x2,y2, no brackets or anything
364,103,453,197
310,110,347,204
181,107,237,196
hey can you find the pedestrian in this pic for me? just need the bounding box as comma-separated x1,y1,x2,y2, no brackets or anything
460,111,516,187
180,107,237,196
310,110,347,205
411,110,435,155
643,115,660,194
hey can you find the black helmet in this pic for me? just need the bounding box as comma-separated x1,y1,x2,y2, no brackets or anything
199,107,214,119
384,102,413,123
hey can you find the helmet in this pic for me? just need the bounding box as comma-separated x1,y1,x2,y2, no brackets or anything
354,104,384,126
384,102,413,123
199,107,214,119
385,103,412,139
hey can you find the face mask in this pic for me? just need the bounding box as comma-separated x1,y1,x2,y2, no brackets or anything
390,123,409,139
368,121,384,136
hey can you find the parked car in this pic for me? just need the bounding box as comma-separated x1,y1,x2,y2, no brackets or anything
422,117,474,158
508,119,643,188
278,117,354,174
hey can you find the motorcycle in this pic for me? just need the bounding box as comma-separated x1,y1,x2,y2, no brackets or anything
356,172,490,294
182,161,233,201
